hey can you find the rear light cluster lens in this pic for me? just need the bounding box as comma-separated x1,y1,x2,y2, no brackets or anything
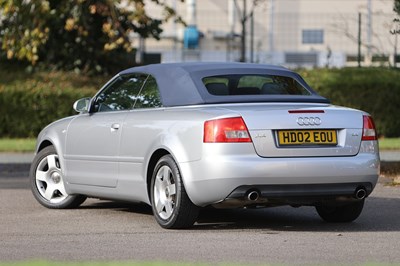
204,117,252,143
362,115,377,141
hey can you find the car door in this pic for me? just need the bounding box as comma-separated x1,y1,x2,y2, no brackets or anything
118,75,164,196
65,73,149,187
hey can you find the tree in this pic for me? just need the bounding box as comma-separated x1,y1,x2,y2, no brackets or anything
393,0,400,32
0,0,183,74
234,0,265,62
392,0,400,66
393,0,400,33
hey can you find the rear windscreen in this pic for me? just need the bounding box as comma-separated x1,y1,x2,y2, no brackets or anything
203,74,311,96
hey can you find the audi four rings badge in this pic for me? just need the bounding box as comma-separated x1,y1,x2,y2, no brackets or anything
296,117,322,126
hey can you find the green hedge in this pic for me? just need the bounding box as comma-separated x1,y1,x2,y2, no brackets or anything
0,68,102,138
0,66,399,138
299,68,400,137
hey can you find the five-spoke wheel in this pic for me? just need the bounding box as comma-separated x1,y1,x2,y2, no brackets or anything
35,153,68,204
153,165,177,220
30,146,86,209
151,155,199,229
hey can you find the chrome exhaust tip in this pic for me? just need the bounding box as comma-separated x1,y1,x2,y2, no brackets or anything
247,190,260,201
354,187,367,200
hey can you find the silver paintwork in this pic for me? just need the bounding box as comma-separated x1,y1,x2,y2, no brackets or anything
73,97,91,113
36,103,380,207
34,64,380,209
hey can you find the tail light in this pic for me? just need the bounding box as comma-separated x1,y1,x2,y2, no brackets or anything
204,117,252,143
362,115,377,141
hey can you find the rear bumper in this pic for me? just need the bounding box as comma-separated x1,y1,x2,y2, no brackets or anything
216,182,372,208
179,141,380,207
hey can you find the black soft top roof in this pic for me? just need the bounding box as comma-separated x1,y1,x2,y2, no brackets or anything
119,62,329,107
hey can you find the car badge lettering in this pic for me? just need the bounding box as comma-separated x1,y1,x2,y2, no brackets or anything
297,117,321,126
254,133,267,139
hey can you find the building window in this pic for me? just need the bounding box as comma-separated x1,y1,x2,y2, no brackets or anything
302,29,324,44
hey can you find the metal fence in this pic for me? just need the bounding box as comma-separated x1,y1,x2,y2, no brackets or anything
141,9,398,67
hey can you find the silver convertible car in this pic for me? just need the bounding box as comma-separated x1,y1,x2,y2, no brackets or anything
30,62,380,228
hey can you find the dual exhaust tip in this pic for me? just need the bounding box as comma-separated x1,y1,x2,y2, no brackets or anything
246,187,367,202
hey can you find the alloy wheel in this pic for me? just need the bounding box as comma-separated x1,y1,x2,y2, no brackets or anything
153,165,177,220
35,154,68,204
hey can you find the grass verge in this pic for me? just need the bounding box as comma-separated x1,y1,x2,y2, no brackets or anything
0,262,222,266
0,138,36,152
0,263,206,266
378,138,400,150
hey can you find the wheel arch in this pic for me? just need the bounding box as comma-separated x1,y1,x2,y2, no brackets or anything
36,138,63,160
35,133,68,174
37,140,54,152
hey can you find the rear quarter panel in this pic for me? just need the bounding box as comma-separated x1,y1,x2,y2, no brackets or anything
117,106,240,203
120,106,244,162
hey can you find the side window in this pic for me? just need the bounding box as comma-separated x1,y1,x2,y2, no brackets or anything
133,75,162,109
93,73,148,112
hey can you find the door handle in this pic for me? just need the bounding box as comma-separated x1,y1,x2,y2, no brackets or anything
111,123,120,131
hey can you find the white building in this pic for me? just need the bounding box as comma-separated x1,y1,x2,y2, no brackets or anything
138,0,398,67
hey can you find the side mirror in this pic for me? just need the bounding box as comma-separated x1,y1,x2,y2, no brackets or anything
73,98,91,113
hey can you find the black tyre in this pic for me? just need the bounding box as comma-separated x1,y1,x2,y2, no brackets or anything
30,145,86,209
316,200,365,223
150,155,199,229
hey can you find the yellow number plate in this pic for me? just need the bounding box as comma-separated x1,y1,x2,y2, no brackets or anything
278,130,337,146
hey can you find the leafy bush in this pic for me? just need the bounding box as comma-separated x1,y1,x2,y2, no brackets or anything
1,65,399,138
299,68,400,137
0,66,105,137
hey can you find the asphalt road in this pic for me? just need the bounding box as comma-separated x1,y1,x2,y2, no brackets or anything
1,176,400,265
